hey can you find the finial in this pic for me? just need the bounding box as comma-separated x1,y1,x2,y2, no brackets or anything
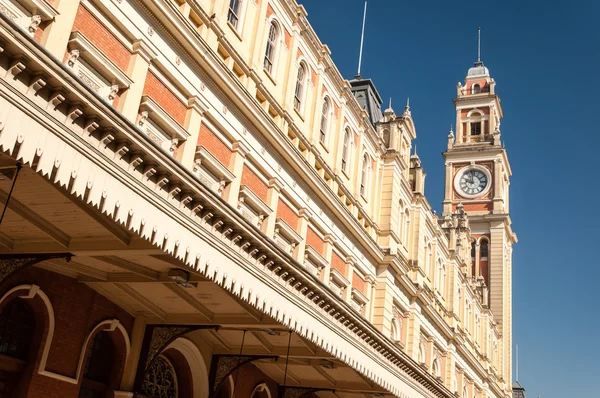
357,1,368,76
405,97,410,110
477,27,481,63
448,123,454,138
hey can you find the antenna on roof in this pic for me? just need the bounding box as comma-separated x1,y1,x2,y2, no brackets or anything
477,27,481,63
356,1,368,77
516,344,519,381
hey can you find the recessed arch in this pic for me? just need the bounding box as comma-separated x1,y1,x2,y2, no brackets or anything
165,337,209,398
0,285,56,376
250,382,272,398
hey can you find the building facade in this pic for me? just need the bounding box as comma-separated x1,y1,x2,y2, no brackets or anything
0,1,515,398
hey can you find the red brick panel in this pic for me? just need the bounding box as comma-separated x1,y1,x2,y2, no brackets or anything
0,267,133,398
276,200,299,230
241,166,269,202
306,226,324,254
223,363,279,398
197,123,232,166
331,252,347,274
72,5,131,72
142,72,188,125
352,273,366,294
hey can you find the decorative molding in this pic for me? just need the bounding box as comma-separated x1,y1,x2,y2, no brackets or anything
68,31,133,88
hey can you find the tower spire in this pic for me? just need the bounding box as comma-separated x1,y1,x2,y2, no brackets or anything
477,27,481,63
356,1,368,78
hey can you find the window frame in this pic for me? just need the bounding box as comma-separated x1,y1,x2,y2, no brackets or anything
319,97,331,145
227,0,243,30
341,128,352,174
263,20,280,75
360,153,370,197
294,62,308,113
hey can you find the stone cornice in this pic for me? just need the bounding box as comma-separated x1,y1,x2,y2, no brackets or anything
0,16,458,398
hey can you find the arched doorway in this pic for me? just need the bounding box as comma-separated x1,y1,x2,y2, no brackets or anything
0,297,35,397
78,330,117,398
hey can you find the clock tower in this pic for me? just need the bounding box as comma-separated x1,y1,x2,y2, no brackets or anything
442,56,518,385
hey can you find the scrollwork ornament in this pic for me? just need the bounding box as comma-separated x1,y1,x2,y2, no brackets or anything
67,49,80,68
29,15,42,34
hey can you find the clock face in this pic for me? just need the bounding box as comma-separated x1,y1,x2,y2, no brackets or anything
458,168,489,197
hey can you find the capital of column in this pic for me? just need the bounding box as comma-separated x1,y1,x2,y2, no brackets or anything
132,40,158,63
268,177,284,193
231,140,251,157
188,95,209,116
298,208,313,221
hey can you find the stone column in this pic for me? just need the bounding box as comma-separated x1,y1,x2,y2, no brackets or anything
263,178,283,237
119,41,157,123
321,234,335,283
43,0,81,58
344,258,355,302
365,275,376,321
493,159,504,214
176,96,209,169
294,209,311,263
222,140,250,206
407,300,422,360
119,316,147,392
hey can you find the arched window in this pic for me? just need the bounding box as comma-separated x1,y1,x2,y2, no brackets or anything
251,383,271,398
436,260,444,294
403,208,410,245
360,153,369,196
440,263,446,296
142,355,178,398
424,242,432,276
432,357,441,378
463,386,469,398
263,21,279,74
294,63,307,112
0,298,35,361
418,341,426,364
383,129,390,147
79,331,116,398
227,0,243,29
342,128,351,172
480,239,489,258
319,98,330,144
471,83,481,94
391,317,402,342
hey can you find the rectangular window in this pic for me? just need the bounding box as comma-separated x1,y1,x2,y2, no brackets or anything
227,0,241,28
471,122,481,135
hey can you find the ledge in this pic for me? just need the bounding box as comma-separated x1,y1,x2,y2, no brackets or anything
239,186,272,215
351,287,368,305
304,245,328,269
140,95,190,141
68,31,133,88
275,218,302,244
195,146,235,183
329,267,350,287
22,0,58,20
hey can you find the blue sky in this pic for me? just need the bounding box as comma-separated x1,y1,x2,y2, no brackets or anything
297,1,600,396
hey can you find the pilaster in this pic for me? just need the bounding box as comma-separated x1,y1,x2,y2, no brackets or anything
120,316,147,391
43,0,80,58
119,40,157,123
264,178,284,237
178,96,209,169
222,140,251,205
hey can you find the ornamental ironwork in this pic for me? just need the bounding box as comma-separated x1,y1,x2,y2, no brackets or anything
141,355,178,398
0,253,72,288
